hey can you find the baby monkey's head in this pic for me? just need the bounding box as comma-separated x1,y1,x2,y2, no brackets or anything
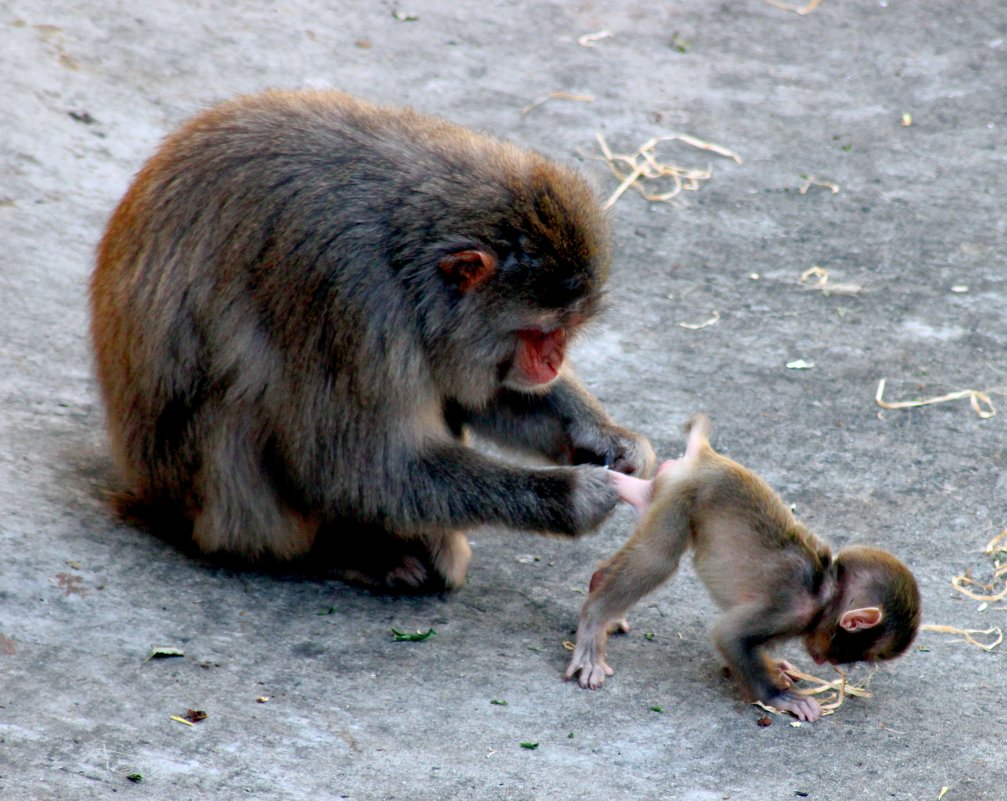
805,546,921,665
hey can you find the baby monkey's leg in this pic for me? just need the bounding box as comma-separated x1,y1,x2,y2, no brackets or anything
763,655,800,690
729,655,799,690
713,607,823,722
566,496,692,689
609,471,653,514
609,459,682,515
588,565,631,634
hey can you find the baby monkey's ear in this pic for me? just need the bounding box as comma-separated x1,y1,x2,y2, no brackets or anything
839,607,883,632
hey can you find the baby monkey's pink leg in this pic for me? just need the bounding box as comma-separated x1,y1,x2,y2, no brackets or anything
610,458,684,514
657,458,682,474
609,471,652,514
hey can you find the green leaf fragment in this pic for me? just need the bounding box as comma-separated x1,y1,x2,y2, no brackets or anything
391,627,437,642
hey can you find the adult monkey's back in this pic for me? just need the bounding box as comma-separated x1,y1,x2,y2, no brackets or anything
90,90,654,591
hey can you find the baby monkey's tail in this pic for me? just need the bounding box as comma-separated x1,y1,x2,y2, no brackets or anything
683,414,711,462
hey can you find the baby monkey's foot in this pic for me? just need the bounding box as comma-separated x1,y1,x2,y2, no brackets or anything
564,638,614,689
769,691,822,722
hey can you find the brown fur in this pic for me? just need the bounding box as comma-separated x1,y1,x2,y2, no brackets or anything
90,90,655,590
565,415,920,721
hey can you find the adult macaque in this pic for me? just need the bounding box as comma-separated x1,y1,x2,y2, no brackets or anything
565,415,920,721
90,90,654,591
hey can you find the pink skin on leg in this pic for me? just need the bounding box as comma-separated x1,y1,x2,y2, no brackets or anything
656,458,682,475
609,471,653,514
609,458,682,515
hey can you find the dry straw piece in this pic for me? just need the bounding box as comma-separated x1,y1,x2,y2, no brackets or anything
577,30,612,47
921,531,1006,652
799,266,864,296
595,132,742,210
679,311,721,330
951,574,1007,603
755,665,872,718
798,175,840,194
520,92,595,117
920,625,1003,652
986,529,1007,554
875,378,996,419
765,0,823,14
950,529,1007,602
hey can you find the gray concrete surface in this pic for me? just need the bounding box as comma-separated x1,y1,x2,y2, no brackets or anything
2,1,1005,799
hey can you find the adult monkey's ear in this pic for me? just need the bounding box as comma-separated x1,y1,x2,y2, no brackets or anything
438,250,497,293
838,607,884,632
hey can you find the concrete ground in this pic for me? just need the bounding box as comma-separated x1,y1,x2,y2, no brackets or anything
2,1,1005,799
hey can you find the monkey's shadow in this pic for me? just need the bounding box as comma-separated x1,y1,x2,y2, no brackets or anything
68,448,841,711
71,450,463,596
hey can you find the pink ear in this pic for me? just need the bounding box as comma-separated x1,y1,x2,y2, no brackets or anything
839,606,884,632
438,250,496,293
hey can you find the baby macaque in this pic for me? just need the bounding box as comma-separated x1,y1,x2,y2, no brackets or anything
565,415,920,721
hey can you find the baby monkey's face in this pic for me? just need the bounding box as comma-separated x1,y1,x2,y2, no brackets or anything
805,622,902,666
807,632,869,665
